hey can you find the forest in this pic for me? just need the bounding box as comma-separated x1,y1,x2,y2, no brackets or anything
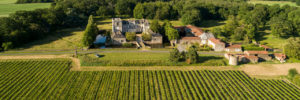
0,0,299,53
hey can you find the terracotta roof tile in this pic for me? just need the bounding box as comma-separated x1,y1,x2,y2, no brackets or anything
181,37,201,40
274,53,286,59
226,45,241,49
186,25,204,36
209,38,224,44
245,51,268,54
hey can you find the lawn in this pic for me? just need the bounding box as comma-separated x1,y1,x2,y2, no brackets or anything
0,0,51,17
1,59,300,99
260,30,288,49
20,28,85,51
79,52,228,66
248,0,299,7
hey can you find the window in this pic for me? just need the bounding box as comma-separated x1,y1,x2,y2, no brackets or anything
121,40,124,43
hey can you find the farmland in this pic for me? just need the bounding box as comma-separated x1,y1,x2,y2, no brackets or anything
79,52,228,66
0,0,51,17
1,59,300,99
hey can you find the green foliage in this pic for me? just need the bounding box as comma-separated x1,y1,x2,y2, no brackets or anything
223,16,239,37
186,46,199,64
96,6,114,17
142,33,151,41
133,3,144,19
115,0,134,16
2,42,13,51
270,15,294,37
82,15,98,47
284,38,300,60
150,19,161,33
164,21,179,41
293,75,300,86
169,48,180,62
242,44,265,51
181,9,202,25
288,68,298,79
288,9,300,36
232,27,246,41
16,0,53,3
297,0,300,5
122,43,133,48
125,32,136,41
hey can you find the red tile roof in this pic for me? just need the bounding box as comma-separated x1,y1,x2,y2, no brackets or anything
209,38,224,44
181,37,201,40
226,45,241,49
274,53,286,59
245,51,268,54
186,25,204,36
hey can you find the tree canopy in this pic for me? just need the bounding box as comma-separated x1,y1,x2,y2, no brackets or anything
82,15,98,47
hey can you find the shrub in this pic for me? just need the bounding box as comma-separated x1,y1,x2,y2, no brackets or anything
288,68,298,79
142,33,151,41
2,42,13,51
126,32,136,41
186,46,199,64
122,43,133,48
169,48,180,62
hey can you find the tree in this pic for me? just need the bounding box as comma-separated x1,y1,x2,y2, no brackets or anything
133,3,144,19
288,10,300,36
232,27,246,41
82,15,98,47
142,33,151,41
115,0,134,16
284,38,300,60
181,9,202,25
270,16,294,37
125,32,136,41
169,48,180,62
150,19,161,33
223,16,239,37
289,68,298,79
244,24,257,42
186,46,199,64
96,6,114,17
165,23,179,46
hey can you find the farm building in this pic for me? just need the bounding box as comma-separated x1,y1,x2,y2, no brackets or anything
225,44,242,52
111,18,162,45
274,53,287,63
176,25,225,51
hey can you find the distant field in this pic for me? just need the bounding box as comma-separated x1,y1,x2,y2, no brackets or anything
248,0,299,7
80,52,228,66
1,59,300,99
0,0,51,17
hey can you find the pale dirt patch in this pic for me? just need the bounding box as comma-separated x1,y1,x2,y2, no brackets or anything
241,63,300,76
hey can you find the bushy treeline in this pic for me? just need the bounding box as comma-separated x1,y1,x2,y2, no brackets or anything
16,0,54,3
0,7,86,51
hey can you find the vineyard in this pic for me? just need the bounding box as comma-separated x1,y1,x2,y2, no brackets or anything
1,59,300,99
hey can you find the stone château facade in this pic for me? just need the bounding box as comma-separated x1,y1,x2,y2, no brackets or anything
111,18,162,45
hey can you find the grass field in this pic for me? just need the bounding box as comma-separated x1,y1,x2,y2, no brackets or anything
79,52,228,66
0,0,51,17
20,28,85,51
248,0,299,7
1,59,300,99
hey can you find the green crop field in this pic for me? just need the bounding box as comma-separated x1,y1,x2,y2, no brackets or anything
79,52,228,66
0,0,51,17
1,59,300,99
